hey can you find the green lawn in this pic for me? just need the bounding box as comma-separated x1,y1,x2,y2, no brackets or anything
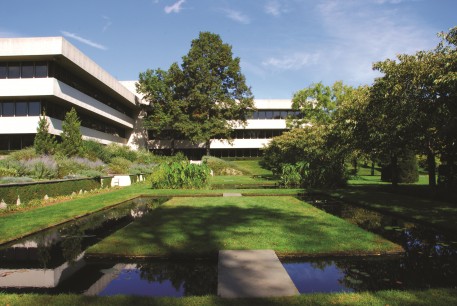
86,196,401,257
349,174,429,186
0,184,302,244
210,175,276,186
229,159,273,176
1,288,456,305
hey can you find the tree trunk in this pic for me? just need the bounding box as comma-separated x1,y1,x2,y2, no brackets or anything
352,158,358,175
448,152,455,189
371,161,375,176
170,138,175,156
205,139,211,156
427,150,436,187
391,154,399,187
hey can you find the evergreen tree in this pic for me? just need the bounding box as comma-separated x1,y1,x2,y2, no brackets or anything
34,112,56,155
60,107,83,156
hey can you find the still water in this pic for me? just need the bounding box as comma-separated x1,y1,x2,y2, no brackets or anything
1,195,456,296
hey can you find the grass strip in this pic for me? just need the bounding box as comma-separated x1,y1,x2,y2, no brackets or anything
0,184,302,244
1,288,456,305
325,186,457,232
87,196,402,257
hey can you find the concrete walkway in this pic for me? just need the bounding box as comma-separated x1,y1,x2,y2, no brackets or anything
223,193,242,197
217,250,299,298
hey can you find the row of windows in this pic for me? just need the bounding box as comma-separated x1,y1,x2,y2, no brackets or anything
249,110,302,120
0,101,41,117
0,134,35,151
152,148,262,160
0,62,48,79
148,129,285,140
0,61,134,117
0,100,126,139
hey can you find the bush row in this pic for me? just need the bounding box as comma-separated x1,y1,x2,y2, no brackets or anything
0,178,101,204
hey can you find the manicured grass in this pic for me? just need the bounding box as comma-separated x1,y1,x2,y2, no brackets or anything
229,159,273,176
0,184,302,244
86,196,401,257
210,175,276,185
1,288,456,305
349,175,429,186
325,186,457,231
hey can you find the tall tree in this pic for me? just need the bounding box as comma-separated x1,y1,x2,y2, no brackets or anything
177,32,255,156
34,111,56,155
136,65,186,155
60,107,83,157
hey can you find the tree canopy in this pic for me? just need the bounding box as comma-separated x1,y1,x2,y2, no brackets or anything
137,32,255,156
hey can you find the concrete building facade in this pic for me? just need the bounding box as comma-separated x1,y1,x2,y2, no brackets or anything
0,37,293,158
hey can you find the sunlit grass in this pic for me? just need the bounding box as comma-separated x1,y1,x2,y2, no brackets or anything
87,196,401,257
1,288,456,305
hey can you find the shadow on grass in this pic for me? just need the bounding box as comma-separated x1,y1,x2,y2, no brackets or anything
87,198,373,258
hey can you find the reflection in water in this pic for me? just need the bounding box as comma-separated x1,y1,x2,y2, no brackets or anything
0,197,169,290
283,195,457,294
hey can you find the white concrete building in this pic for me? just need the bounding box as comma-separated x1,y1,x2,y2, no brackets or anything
0,37,294,158
0,37,143,150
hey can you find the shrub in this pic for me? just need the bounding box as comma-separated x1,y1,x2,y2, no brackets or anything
108,157,132,174
0,178,101,204
0,176,34,184
81,140,108,161
0,167,18,177
148,162,210,189
56,157,105,178
76,169,105,178
8,147,37,161
22,156,58,179
34,114,57,155
279,163,305,187
60,108,83,157
129,163,155,175
381,151,419,184
104,143,137,162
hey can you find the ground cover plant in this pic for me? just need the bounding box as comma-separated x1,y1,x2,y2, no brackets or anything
1,288,457,306
86,196,402,257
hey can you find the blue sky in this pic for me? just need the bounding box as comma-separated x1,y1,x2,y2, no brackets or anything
1,0,455,98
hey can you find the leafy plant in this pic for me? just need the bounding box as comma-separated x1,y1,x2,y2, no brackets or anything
108,157,132,174
148,161,210,189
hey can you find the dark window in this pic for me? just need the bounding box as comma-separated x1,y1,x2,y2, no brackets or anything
258,111,265,119
8,64,20,78
252,111,259,119
2,102,15,116
9,136,22,150
273,111,281,119
35,62,48,78
265,111,273,119
15,102,28,116
22,134,35,148
0,135,8,150
21,63,34,78
28,102,41,116
281,111,288,119
0,64,6,79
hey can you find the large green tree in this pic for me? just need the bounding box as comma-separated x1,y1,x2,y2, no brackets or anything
60,107,83,157
176,32,255,156
137,65,186,155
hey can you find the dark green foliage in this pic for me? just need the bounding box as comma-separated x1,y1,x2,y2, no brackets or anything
60,108,83,157
0,178,100,204
108,157,132,174
149,162,211,189
279,163,305,187
438,163,457,188
103,143,138,162
262,126,348,188
380,152,419,183
34,113,57,155
81,140,108,161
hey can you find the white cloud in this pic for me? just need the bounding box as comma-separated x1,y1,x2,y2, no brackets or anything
164,0,186,14
262,52,320,70
102,16,112,33
61,31,107,50
265,1,282,16
223,8,250,24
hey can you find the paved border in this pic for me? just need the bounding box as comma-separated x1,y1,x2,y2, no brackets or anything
218,249,299,298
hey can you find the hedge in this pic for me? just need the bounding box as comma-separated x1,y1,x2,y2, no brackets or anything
0,178,101,204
